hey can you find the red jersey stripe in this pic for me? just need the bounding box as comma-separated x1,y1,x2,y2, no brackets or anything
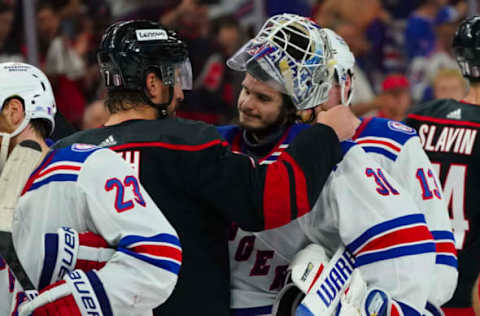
357,139,401,152
353,117,373,140
111,139,228,152
79,232,109,248
132,245,182,262
263,162,291,230
279,151,310,217
436,242,457,256
21,153,54,196
356,225,433,255
37,165,81,178
407,113,480,128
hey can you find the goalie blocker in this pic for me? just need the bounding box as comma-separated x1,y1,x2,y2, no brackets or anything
273,244,443,316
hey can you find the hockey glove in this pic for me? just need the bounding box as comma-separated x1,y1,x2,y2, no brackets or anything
38,227,114,290
18,270,112,316
336,271,423,316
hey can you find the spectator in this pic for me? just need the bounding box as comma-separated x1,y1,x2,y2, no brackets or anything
433,68,467,100
178,15,244,124
0,1,23,63
407,3,464,102
82,100,110,130
377,74,412,121
404,0,463,61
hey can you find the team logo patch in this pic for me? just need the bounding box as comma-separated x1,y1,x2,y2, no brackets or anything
71,143,98,152
387,121,416,135
136,29,168,41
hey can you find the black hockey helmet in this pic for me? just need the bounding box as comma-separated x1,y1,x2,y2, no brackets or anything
97,20,192,106
453,16,480,80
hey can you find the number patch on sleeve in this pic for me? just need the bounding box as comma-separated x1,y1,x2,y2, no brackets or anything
366,168,399,196
105,176,146,213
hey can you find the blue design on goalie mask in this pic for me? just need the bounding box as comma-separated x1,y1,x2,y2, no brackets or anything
227,13,335,110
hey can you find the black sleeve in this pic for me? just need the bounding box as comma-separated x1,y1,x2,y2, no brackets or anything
193,123,342,232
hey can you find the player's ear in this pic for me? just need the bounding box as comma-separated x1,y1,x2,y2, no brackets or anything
145,72,161,97
2,98,24,128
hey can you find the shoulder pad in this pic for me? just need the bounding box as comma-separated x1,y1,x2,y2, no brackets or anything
357,117,417,145
52,144,102,164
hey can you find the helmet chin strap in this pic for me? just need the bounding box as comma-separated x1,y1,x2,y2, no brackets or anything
0,115,31,173
144,86,174,119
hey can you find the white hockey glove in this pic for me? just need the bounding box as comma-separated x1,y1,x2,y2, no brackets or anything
18,270,112,316
38,227,114,290
273,244,355,316
336,270,425,316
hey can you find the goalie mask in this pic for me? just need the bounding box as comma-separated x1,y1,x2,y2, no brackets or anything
97,20,192,112
227,14,335,110
0,62,56,171
321,28,355,106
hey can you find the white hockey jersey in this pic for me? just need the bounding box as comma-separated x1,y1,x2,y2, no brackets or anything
352,117,457,307
1,144,181,316
220,121,452,315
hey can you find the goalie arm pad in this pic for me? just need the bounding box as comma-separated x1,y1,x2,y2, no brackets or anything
38,227,115,290
18,270,113,316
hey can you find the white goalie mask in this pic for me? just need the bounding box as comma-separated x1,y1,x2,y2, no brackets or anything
321,28,355,106
227,13,335,110
0,62,56,171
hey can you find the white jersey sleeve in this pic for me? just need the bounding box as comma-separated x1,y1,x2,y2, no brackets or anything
391,136,457,306
12,145,180,316
300,142,436,311
77,147,181,315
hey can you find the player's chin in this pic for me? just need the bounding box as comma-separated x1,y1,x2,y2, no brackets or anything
239,115,261,128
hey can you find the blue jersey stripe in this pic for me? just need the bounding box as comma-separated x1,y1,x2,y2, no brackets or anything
296,304,315,316
436,255,458,268
38,234,59,290
118,248,181,274
431,230,455,241
396,300,422,316
341,140,357,155
28,174,78,192
347,214,427,253
362,146,398,161
86,271,114,316
231,305,273,316
355,242,436,267
119,233,180,248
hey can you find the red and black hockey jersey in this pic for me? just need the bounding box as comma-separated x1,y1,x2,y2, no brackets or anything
406,99,480,308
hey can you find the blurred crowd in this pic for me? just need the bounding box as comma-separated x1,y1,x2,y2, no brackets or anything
0,0,473,131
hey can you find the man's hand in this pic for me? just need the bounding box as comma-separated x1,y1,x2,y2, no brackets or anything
316,105,360,141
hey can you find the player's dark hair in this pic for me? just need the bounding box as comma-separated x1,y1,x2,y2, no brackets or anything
104,90,159,117
30,119,50,139
282,94,298,125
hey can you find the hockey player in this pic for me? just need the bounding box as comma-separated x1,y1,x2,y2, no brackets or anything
53,20,359,316
0,62,182,315
220,14,453,315
405,16,480,316
317,28,457,311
